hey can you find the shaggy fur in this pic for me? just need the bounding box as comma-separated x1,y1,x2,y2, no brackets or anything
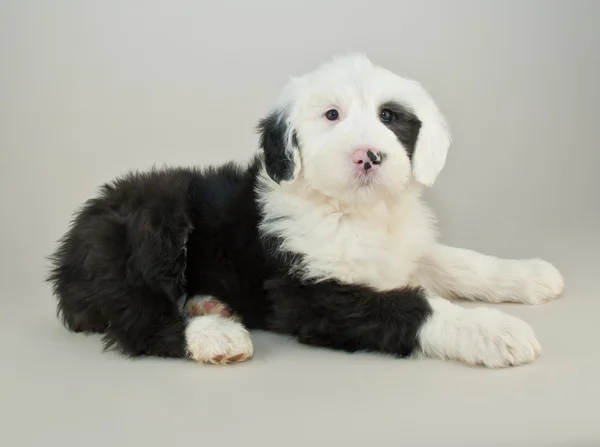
47,54,564,367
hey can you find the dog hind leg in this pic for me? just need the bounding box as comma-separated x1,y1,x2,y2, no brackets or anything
47,173,252,364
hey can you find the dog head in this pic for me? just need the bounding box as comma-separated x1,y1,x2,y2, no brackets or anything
257,54,451,202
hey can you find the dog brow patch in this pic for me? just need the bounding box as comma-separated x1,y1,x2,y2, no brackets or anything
379,101,422,159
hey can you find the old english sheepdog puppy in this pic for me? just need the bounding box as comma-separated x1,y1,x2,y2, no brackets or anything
47,54,564,368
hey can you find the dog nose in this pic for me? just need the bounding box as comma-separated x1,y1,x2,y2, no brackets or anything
352,149,382,171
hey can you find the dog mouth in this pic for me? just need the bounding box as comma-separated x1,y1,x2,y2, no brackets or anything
349,166,382,188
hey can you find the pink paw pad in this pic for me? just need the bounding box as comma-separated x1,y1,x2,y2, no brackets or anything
186,296,234,319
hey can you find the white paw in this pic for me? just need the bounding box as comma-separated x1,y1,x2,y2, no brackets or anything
184,315,253,365
519,258,565,304
419,298,542,368
459,308,541,368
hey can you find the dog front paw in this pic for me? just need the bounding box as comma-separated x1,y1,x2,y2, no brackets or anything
519,258,565,304
419,299,542,368
460,308,542,368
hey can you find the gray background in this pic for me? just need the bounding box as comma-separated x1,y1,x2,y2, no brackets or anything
1,1,599,446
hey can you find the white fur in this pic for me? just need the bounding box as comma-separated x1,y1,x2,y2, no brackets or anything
185,315,253,365
269,54,451,192
256,53,564,368
417,297,541,367
258,173,437,289
413,245,565,305
257,55,446,288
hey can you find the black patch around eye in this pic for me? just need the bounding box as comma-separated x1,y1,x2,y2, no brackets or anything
379,101,422,159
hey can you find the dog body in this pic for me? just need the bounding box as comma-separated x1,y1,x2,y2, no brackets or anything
47,54,564,367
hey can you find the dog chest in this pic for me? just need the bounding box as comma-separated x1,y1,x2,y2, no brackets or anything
277,204,433,290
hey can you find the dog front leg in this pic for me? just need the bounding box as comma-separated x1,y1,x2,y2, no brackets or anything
412,244,564,305
265,278,541,368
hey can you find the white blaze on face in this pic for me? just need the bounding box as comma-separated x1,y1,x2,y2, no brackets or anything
263,53,451,204
292,60,411,202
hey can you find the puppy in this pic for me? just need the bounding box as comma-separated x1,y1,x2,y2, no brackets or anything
46,54,564,368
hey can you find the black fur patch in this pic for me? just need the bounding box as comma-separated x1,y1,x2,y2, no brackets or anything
46,167,197,357
46,158,274,358
257,111,298,183
265,278,432,357
380,101,422,159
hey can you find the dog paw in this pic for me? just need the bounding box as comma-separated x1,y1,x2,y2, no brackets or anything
419,299,542,368
518,258,565,304
461,308,542,367
185,315,253,365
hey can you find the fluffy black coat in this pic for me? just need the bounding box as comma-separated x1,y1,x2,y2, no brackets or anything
47,153,432,361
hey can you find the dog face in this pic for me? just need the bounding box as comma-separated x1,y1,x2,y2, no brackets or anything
258,54,451,202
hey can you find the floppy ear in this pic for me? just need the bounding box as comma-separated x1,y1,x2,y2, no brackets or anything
406,80,452,187
257,109,301,184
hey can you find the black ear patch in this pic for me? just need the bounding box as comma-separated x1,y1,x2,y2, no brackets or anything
380,101,422,160
257,111,299,184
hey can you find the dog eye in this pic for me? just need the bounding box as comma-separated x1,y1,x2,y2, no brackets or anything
325,109,339,121
380,109,394,123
